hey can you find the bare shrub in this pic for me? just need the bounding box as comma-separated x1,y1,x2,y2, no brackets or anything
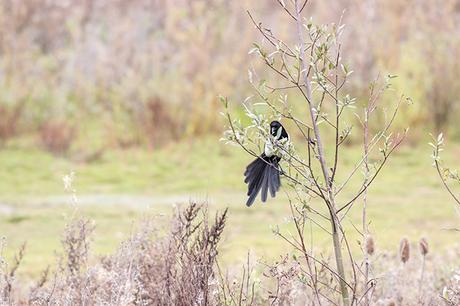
417,1,460,132
0,100,26,143
62,218,94,281
0,242,26,305
27,267,50,305
98,202,228,305
26,216,98,305
216,253,262,305
40,120,76,155
262,255,338,305
142,96,180,148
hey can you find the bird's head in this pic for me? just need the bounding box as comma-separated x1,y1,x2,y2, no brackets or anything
270,120,283,139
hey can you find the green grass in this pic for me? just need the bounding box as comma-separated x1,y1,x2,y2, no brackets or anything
0,137,459,277
0,138,245,196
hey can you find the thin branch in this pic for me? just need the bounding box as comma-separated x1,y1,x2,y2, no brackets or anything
275,0,298,21
338,132,407,214
247,11,296,58
335,95,404,195
435,160,460,205
300,0,309,13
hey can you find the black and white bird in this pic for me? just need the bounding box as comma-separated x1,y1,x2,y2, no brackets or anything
244,120,289,206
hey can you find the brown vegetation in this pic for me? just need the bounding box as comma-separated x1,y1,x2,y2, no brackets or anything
0,100,26,143
1,203,228,305
0,202,459,305
0,0,459,149
40,120,76,155
399,238,410,264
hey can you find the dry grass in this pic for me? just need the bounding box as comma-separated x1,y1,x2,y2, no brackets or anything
1,202,228,305
0,202,458,305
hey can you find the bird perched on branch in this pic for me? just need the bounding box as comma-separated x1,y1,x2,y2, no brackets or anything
244,120,289,206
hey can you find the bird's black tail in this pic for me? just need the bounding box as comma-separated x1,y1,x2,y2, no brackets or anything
244,155,281,206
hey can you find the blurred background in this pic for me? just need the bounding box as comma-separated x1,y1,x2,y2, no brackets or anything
0,0,459,277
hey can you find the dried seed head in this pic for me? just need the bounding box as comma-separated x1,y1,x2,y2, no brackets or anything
387,300,396,306
399,238,410,264
365,235,375,256
419,237,429,256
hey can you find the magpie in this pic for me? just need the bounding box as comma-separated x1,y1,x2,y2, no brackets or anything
244,120,289,206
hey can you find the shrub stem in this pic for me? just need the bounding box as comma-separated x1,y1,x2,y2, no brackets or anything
294,1,350,305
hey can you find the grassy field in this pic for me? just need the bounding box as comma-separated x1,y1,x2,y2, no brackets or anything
0,137,459,278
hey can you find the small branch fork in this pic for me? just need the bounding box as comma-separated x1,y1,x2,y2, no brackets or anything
432,134,460,207
435,161,460,206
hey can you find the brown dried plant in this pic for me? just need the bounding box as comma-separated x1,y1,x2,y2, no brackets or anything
419,238,429,257
366,236,375,256
399,238,410,264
